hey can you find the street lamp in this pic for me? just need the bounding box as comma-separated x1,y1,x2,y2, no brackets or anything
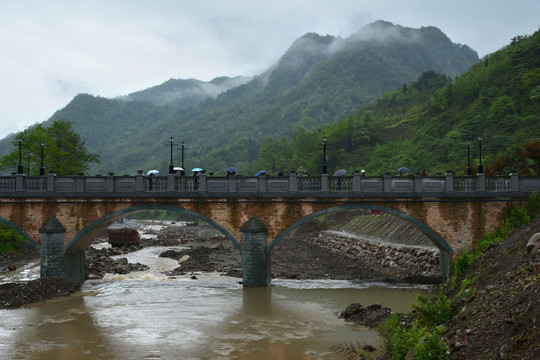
40,142,45,176
17,139,23,174
477,135,483,174
322,136,328,174
180,141,186,176
167,136,177,174
466,140,471,176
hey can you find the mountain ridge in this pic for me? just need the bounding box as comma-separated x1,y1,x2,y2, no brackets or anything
0,21,479,175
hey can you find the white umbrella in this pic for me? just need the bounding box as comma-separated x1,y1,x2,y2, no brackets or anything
173,167,184,171
146,170,159,175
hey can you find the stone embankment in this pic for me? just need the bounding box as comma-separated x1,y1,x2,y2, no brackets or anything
312,230,440,280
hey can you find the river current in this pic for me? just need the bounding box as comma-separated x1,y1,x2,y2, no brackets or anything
0,224,434,359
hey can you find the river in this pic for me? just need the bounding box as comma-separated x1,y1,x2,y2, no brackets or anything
0,224,435,359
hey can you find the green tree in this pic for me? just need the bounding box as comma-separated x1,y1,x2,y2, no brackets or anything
0,120,100,175
0,223,26,255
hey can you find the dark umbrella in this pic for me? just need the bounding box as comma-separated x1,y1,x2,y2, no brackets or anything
397,167,411,172
225,167,238,173
333,169,347,176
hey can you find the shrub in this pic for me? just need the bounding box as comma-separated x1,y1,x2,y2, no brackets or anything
379,316,449,359
526,191,539,217
508,206,530,228
0,223,26,255
451,249,474,278
413,293,453,325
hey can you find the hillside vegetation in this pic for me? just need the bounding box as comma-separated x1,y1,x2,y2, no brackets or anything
254,30,540,176
0,21,478,175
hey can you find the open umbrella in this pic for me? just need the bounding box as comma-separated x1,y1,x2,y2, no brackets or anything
397,167,411,172
255,170,266,177
191,167,203,172
333,169,347,176
225,167,238,173
173,167,184,172
146,170,159,176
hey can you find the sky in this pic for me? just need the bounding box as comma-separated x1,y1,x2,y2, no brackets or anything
1,0,539,139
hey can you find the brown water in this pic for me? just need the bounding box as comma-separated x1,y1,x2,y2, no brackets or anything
0,275,433,360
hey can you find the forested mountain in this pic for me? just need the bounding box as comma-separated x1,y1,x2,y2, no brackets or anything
0,21,479,175
253,30,540,177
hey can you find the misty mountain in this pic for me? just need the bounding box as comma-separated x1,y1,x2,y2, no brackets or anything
122,76,251,107
0,21,479,175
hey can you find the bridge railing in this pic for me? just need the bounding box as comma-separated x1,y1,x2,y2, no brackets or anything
1,172,539,196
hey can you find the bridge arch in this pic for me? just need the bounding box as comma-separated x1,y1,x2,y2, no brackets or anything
268,203,453,279
0,216,40,251
64,204,241,254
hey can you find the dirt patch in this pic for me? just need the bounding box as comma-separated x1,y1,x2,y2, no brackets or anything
0,278,80,309
440,217,540,359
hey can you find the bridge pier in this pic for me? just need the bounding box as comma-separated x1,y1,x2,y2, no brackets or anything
39,216,66,279
241,215,271,287
39,215,85,283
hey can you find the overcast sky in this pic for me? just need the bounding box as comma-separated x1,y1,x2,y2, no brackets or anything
1,0,538,139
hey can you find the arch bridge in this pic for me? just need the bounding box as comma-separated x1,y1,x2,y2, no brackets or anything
1,172,538,286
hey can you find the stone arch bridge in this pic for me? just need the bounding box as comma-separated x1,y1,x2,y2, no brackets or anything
0,172,538,286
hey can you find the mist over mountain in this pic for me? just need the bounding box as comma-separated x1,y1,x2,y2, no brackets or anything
0,21,479,175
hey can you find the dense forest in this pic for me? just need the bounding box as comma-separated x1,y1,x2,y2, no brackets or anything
0,21,480,176
250,30,540,177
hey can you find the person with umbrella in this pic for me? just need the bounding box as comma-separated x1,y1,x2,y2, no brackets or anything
146,170,159,191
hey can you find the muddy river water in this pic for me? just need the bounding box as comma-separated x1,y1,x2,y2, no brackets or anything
1,230,434,359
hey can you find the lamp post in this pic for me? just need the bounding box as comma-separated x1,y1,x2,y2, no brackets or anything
167,136,176,174
17,139,23,174
180,141,186,176
322,136,328,175
477,135,483,174
40,142,45,176
466,140,471,176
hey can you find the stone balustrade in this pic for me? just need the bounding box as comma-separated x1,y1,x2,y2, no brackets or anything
0,172,539,197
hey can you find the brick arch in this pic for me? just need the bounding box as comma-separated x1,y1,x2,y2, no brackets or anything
268,203,452,253
64,204,241,254
0,216,40,251
267,203,453,278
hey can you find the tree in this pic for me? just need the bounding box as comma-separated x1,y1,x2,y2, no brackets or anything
0,120,100,175
491,139,540,175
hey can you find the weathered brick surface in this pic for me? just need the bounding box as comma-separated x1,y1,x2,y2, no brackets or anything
0,197,520,258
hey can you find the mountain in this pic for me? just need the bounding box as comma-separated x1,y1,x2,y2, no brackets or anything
254,29,540,176
122,76,251,107
0,21,479,175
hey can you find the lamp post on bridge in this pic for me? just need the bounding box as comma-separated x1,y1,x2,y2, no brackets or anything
322,136,328,175
167,136,178,174
180,141,186,176
40,142,45,176
477,135,483,174
17,139,23,174
466,140,471,176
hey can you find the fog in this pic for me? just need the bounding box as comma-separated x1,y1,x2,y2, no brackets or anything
0,0,538,139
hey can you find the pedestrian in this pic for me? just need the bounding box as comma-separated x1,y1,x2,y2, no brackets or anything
278,169,284,177
361,170,366,177
193,171,199,190
422,169,427,176
149,173,154,191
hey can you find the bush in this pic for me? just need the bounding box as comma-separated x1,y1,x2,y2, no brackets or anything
379,315,449,359
0,223,26,255
451,249,474,278
508,206,530,228
413,293,453,325
526,191,539,217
